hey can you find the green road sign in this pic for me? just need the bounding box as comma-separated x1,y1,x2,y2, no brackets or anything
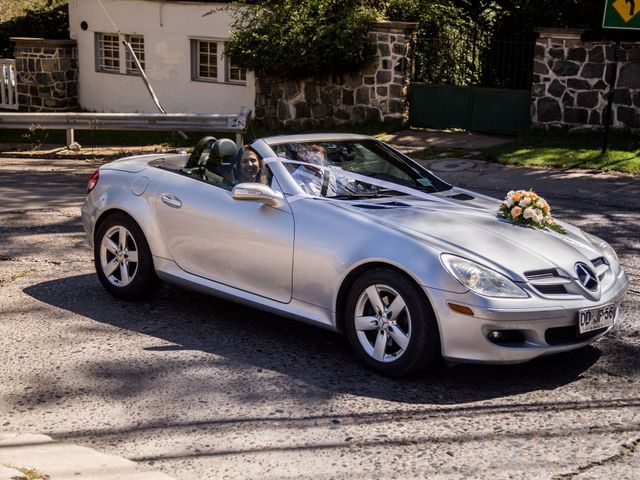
603,0,640,29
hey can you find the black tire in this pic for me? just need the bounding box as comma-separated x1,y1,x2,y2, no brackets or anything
344,268,441,377
94,213,160,300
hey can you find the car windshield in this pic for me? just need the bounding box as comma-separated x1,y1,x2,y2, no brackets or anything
270,139,451,198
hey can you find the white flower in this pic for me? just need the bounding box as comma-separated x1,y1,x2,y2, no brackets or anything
506,197,514,207
523,207,535,220
519,197,532,207
522,207,544,224
532,208,543,223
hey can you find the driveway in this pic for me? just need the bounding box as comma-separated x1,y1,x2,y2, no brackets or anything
0,152,639,479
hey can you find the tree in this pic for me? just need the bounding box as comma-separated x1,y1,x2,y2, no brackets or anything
0,1,69,58
224,0,379,77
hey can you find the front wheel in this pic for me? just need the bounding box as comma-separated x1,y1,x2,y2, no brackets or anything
94,213,160,300
344,268,440,376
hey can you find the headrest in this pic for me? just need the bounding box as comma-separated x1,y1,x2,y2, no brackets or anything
211,138,239,164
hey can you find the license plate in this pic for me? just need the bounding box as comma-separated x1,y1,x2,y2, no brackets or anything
578,303,616,334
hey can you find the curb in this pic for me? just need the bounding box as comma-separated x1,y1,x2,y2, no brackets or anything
0,432,175,480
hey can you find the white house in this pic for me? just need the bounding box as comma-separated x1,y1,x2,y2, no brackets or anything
68,0,254,114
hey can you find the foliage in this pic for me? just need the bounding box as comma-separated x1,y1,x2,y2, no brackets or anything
0,0,66,22
224,0,617,81
490,0,608,35
386,1,613,35
382,1,495,87
0,1,69,58
224,0,380,77
389,1,610,88
481,131,640,174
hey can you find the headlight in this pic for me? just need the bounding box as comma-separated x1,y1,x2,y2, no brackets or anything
583,232,621,275
441,254,528,298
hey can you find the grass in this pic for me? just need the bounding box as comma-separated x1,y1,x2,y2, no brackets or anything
481,130,640,174
5,465,50,480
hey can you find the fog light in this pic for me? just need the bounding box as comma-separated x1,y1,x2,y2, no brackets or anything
488,331,502,341
487,330,525,345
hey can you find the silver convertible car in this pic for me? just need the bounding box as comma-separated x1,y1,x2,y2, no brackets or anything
82,133,629,376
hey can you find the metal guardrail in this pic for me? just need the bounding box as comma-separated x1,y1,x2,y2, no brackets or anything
0,59,18,111
0,110,252,147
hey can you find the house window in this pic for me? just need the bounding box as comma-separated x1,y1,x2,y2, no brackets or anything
125,35,145,74
192,40,218,80
96,32,145,75
191,39,247,85
97,33,120,73
227,57,247,83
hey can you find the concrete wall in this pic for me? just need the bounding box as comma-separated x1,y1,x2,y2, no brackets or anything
68,0,254,114
531,28,640,130
12,38,78,112
254,22,417,129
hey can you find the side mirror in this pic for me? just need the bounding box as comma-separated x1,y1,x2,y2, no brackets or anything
232,183,284,208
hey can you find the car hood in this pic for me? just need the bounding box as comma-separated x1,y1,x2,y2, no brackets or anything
339,194,601,282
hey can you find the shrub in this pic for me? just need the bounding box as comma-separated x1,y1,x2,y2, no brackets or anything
224,0,380,78
0,2,69,58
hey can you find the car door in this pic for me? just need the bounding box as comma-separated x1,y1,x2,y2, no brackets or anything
154,172,294,303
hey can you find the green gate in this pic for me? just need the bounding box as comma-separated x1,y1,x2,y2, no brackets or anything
408,84,531,134
408,33,536,135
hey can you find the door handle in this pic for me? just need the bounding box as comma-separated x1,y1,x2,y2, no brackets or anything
160,193,182,208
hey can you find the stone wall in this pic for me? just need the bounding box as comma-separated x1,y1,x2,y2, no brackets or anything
11,37,78,112
254,21,417,129
531,28,640,130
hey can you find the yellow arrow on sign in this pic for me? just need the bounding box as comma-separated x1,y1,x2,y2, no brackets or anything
613,0,638,22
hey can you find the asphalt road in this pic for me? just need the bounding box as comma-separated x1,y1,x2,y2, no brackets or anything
0,153,639,479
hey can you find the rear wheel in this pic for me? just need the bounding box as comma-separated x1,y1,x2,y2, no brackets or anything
344,268,440,376
94,213,160,300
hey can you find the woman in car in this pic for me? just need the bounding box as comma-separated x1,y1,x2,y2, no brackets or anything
232,146,266,184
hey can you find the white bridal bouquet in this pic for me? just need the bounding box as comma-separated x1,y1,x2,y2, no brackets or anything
498,189,566,234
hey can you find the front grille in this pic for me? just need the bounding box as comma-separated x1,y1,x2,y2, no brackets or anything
525,268,570,295
525,269,559,280
545,325,607,345
591,257,606,268
534,284,568,295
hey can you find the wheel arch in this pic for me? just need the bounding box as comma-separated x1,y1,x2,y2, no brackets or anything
334,261,439,336
92,207,161,300
93,208,143,244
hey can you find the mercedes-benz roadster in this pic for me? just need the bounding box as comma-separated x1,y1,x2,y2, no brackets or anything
82,134,628,376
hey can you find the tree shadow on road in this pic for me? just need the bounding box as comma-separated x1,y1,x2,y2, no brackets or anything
23,273,606,407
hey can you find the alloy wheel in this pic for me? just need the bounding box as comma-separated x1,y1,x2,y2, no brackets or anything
354,283,412,363
99,225,139,287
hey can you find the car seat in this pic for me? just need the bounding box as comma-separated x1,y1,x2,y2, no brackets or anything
185,136,216,169
203,138,238,184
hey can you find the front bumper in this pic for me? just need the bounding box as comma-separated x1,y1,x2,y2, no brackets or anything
424,269,629,364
